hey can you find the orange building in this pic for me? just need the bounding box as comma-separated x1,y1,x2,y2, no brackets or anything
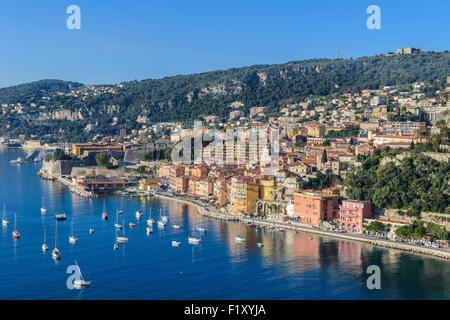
293,190,340,226
306,123,325,138
228,176,259,215
189,165,209,179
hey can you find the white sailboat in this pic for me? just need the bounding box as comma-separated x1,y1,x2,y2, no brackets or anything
12,213,21,239
135,210,144,219
2,204,9,226
52,222,61,260
116,218,128,243
114,209,123,229
101,199,108,220
157,208,168,228
40,196,47,215
73,261,91,288
42,228,49,252
147,208,154,226
68,220,78,244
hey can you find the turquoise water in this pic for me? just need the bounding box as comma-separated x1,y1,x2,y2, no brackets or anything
0,148,449,300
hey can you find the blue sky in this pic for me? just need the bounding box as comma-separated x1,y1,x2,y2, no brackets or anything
0,0,449,88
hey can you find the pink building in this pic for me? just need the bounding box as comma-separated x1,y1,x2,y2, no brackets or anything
338,200,373,233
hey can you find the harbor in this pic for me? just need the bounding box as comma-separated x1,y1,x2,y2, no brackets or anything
1,149,450,300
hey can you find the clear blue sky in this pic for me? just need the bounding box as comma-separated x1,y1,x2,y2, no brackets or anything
0,0,449,88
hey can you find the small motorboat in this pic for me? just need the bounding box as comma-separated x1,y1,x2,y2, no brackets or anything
40,207,47,215
172,241,181,247
89,228,95,235
172,224,181,229
235,236,245,243
55,214,67,221
196,227,207,233
113,243,119,250
188,237,201,245
9,157,24,164
257,242,264,248
129,222,136,229
114,223,123,229
146,227,153,234
116,236,128,243
147,218,154,226
308,236,313,240
12,230,21,239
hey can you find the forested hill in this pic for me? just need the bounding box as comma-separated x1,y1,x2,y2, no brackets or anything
1,51,449,141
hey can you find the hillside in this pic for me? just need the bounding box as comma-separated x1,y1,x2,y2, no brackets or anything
1,51,449,141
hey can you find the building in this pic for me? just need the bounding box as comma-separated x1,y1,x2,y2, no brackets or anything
396,47,421,55
74,172,128,194
293,190,340,226
259,178,275,202
71,143,123,157
306,123,325,138
138,177,159,192
382,121,426,136
338,200,373,233
228,176,259,215
372,134,426,147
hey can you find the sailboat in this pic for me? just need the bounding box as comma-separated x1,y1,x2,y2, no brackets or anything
161,208,169,223
147,208,154,226
135,210,144,219
101,199,108,220
73,260,91,288
68,220,78,244
116,218,128,243
114,210,123,229
12,213,21,239
42,228,49,252
157,208,168,228
2,204,9,226
40,196,47,215
52,222,61,260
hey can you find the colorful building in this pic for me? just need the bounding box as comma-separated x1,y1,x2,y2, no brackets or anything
293,190,340,226
228,176,259,215
338,200,373,233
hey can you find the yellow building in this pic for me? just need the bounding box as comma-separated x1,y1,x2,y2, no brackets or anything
228,176,259,215
139,177,159,192
259,178,275,202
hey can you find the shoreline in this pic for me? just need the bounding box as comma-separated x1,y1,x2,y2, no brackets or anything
153,192,450,261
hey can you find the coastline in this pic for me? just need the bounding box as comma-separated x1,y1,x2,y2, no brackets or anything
153,192,450,261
